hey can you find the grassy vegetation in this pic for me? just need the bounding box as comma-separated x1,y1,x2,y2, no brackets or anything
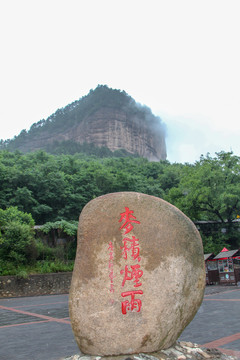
0,260,74,277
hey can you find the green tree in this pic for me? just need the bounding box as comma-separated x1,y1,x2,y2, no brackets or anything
0,206,34,227
167,152,240,248
0,207,36,264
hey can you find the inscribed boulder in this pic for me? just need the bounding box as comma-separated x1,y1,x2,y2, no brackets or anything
69,192,205,355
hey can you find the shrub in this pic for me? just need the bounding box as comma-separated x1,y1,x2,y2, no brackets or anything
35,239,56,261
0,208,36,265
41,220,78,237
0,206,34,227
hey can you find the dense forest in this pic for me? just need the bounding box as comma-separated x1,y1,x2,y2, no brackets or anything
0,149,239,257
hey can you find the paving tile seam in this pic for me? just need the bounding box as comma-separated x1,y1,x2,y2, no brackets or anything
203,332,240,347
11,301,68,308
0,305,71,324
216,347,240,359
0,319,51,329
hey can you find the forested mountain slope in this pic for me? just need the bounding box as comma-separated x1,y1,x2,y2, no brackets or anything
1,85,167,161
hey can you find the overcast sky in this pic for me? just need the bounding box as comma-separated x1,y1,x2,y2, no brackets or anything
0,0,239,163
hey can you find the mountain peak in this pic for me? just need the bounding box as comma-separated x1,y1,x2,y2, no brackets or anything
1,85,167,161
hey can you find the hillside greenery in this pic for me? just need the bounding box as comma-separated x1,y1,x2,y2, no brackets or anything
0,149,239,276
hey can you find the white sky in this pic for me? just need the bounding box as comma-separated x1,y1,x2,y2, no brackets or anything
0,0,240,163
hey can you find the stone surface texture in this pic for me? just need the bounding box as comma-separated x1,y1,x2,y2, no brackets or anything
62,341,237,360
0,272,72,298
69,192,205,356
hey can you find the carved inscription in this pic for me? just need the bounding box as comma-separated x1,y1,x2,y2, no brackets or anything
119,207,143,314
108,241,115,299
119,207,140,235
121,290,143,314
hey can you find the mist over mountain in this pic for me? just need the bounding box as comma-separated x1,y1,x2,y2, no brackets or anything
0,85,167,161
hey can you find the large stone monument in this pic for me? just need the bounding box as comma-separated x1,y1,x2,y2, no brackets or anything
69,192,205,356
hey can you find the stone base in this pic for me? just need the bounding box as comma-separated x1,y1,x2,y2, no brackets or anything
62,341,238,360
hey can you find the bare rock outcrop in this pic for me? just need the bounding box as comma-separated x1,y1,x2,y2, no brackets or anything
60,107,166,161
16,107,166,161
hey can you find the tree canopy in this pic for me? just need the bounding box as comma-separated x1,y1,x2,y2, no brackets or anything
0,149,239,253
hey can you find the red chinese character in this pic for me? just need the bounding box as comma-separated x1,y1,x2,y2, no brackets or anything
121,290,143,314
119,207,140,234
120,264,143,287
121,235,141,262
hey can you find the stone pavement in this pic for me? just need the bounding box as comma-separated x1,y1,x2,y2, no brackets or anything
179,285,240,358
0,286,239,360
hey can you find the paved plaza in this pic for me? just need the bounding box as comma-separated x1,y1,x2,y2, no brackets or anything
0,286,239,360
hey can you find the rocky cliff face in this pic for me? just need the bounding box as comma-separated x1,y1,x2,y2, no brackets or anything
16,107,167,161
4,85,167,161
